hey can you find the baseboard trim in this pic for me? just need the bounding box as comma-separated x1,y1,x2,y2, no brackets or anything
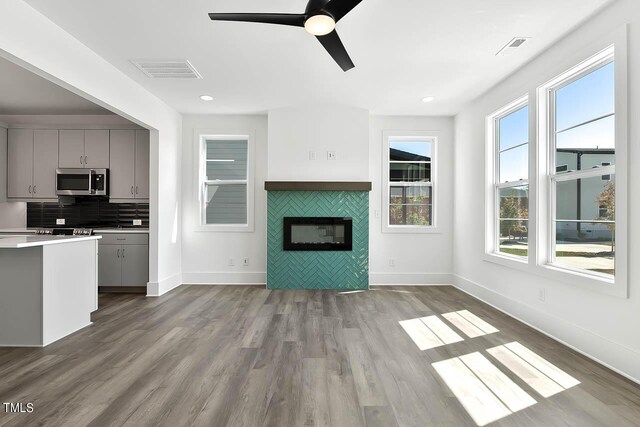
453,274,640,385
182,272,267,285
369,272,454,285
147,272,182,297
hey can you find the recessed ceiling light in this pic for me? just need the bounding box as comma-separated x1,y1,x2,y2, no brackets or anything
200,95,214,101
422,96,435,103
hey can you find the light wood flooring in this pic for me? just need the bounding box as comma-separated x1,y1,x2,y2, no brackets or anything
0,285,639,426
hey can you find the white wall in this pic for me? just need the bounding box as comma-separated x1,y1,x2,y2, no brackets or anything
0,0,182,296
453,0,640,381
181,115,268,284
268,106,370,181
370,116,454,284
0,125,27,228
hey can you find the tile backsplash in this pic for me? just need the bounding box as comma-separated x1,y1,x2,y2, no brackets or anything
27,197,149,228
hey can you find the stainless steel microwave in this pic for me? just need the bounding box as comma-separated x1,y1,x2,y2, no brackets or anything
56,168,108,196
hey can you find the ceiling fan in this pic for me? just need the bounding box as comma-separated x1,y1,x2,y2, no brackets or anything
209,0,363,72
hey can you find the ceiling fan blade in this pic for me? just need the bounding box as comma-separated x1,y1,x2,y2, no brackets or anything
316,30,355,72
324,0,363,22
208,13,306,27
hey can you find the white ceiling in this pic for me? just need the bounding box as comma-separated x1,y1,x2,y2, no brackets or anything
0,55,111,115
25,0,612,116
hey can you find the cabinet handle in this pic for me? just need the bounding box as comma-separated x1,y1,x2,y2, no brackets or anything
28,185,32,194
131,186,134,195
122,248,125,259
117,249,120,258
85,156,88,164
33,185,37,194
80,155,83,165
135,186,138,195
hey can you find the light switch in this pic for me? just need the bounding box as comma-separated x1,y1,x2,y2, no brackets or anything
133,219,142,226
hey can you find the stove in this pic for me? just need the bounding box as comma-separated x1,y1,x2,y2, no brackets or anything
35,228,94,236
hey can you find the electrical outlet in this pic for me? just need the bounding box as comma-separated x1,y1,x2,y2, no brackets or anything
242,257,249,267
56,218,65,225
309,151,316,160
228,258,235,267
389,259,395,267
327,151,337,160
133,219,142,226
539,288,546,302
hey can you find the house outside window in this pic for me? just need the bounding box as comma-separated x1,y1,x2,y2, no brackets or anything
382,132,437,233
196,132,254,232
547,57,616,277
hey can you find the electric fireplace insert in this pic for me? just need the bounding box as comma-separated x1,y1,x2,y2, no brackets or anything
283,217,353,251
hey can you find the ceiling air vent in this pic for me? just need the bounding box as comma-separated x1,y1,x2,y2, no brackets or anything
496,37,531,56
130,60,203,79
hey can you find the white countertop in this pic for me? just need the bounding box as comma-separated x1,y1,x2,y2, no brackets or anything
0,228,149,234
93,228,149,234
0,235,101,249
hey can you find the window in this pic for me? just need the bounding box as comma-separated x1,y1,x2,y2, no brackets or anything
493,102,529,258
547,56,616,278
197,133,254,231
382,133,436,232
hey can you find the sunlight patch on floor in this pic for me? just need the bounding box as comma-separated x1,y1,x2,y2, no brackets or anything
488,342,580,397
442,310,499,338
433,351,537,426
399,315,464,350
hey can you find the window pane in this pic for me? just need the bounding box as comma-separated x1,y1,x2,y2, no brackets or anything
499,106,528,151
389,185,432,225
206,139,248,180
555,115,615,172
390,141,431,161
205,184,247,224
499,144,528,183
390,162,431,182
554,175,615,276
498,185,529,257
556,62,615,131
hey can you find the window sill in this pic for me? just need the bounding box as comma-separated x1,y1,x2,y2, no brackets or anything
382,225,441,234
193,224,254,233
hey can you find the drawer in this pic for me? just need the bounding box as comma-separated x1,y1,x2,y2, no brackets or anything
96,233,149,245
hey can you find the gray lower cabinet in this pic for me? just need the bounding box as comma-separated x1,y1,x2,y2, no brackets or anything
97,233,149,288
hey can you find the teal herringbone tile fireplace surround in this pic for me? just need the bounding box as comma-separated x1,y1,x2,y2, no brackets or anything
267,189,369,290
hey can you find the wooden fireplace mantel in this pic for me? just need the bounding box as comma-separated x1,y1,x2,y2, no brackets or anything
264,181,372,192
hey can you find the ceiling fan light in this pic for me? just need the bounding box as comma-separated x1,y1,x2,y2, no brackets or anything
304,14,336,36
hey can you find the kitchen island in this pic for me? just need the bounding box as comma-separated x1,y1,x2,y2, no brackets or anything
0,235,100,346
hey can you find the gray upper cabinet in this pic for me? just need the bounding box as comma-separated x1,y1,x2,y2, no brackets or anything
33,130,59,199
7,129,34,198
58,130,85,168
59,130,110,168
84,130,110,168
134,130,150,199
109,129,149,200
109,130,136,199
7,129,59,200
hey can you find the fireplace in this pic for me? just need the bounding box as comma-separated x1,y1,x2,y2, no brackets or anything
283,217,352,251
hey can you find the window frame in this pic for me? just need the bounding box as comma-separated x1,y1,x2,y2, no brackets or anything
487,96,530,261
382,130,439,234
536,41,628,297
193,130,255,233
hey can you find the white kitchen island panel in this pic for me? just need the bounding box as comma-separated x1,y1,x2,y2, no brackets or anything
0,236,100,346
